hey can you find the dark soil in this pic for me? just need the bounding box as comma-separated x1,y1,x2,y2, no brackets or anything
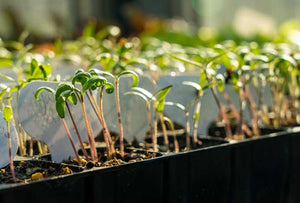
0,160,83,184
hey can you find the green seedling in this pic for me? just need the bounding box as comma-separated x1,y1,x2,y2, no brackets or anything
3,105,16,182
90,69,139,157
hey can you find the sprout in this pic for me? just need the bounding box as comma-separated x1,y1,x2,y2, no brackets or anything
93,69,139,157
3,105,16,182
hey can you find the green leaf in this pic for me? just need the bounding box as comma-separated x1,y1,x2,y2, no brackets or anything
105,82,114,94
82,76,107,93
30,59,39,75
168,54,205,69
72,72,91,86
0,88,8,97
199,71,207,88
0,73,16,82
3,105,12,122
9,86,19,93
35,86,55,100
63,91,78,105
56,96,65,118
155,85,172,102
0,59,13,67
41,64,52,78
117,70,139,87
55,83,74,100
156,99,165,112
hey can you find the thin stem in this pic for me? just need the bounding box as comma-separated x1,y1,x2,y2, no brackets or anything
98,87,115,155
7,122,16,182
61,118,81,165
80,97,98,161
221,91,252,136
159,112,169,152
245,87,260,137
236,88,245,138
192,100,201,147
66,102,90,160
115,80,124,157
210,86,232,139
185,112,191,151
87,91,112,156
153,111,158,152
146,103,153,142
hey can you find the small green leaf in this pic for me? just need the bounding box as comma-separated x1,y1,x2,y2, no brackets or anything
117,70,139,88
56,96,65,118
0,59,13,67
199,71,207,88
3,105,12,122
9,86,19,93
63,91,78,105
82,76,107,93
155,85,172,102
30,59,39,75
55,83,74,100
72,72,92,86
156,99,165,112
0,88,8,97
35,87,55,100
105,82,114,94
168,54,205,69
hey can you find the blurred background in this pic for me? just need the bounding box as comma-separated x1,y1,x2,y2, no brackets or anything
0,0,300,42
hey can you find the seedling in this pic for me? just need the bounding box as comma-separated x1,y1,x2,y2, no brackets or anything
163,116,179,152
3,105,16,182
89,69,139,157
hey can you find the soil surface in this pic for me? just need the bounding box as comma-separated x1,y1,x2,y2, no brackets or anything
0,160,82,184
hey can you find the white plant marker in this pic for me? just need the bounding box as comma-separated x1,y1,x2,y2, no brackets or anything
158,73,272,136
17,81,101,162
0,112,18,168
102,75,157,142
